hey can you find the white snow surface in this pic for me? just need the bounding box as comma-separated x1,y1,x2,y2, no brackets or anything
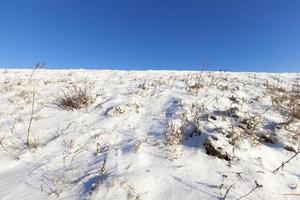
0,69,299,200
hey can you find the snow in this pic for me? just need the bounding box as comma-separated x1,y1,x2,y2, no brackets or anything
0,69,299,200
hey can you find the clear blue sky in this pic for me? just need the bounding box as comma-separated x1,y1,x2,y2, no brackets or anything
1,0,300,72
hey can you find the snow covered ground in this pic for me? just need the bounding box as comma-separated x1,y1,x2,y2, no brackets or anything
0,69,299,200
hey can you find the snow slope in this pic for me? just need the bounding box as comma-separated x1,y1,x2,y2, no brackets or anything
0,69,299,200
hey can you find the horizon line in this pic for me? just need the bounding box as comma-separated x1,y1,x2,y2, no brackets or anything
0,66,299,73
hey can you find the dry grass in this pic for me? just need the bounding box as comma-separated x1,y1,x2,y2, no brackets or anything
185,73,204,95
55,83,94,110
27,137,40,149
26,63,44,147
165,120,184,146
266,80,300,118
292,103,300,120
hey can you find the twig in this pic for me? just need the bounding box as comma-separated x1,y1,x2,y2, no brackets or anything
273,151,299,174
26,63,44,147
0,135,9,153
26,82,36,146
222,184,234,200
236,181,263,200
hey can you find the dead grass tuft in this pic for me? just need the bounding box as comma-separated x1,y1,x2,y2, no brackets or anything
55,84,94,110
165,120,184,146
185,73,204,95
27,137,39,149
292,103,300,120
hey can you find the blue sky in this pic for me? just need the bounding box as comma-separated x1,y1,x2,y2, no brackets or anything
1,0,300,72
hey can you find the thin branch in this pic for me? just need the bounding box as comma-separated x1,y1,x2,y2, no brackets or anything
273,151,300,174
26,81,36,146
222,184,234,200
26,63,44,147
236,181,263,200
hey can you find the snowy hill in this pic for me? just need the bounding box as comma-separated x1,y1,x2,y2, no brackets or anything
0,69,299,200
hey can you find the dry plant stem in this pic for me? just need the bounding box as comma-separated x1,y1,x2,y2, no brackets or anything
0,137,9,153
236,181,263,200
26,63,44,147
281,193,300,196
99,155,107,176
0,123,8,153
26,76,36,146
273,151,300,174
222,184,234,200
87,155,107,195
29,62,45,79
217,175,227,190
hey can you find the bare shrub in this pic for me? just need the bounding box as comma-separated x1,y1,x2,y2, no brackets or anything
55,84,94,110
